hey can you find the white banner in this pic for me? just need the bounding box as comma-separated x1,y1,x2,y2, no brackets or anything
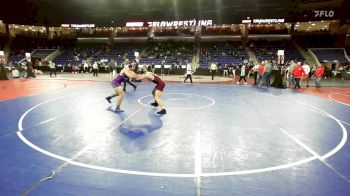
61,24,95,28
252,19,285,24
126,22,144,27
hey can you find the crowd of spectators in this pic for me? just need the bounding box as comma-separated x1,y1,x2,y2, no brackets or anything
152,27,196,37
141,42,194,66
249,40,304,63
117,28,148,37
200,26,241,36
76,28,113,37
200,42,247,67
248,25,289,34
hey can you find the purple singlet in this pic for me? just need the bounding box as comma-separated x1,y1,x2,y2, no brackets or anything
111,75,127,88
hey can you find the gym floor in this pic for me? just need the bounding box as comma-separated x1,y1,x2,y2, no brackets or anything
0,75,350,195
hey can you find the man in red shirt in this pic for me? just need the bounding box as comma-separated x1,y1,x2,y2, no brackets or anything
292,62,305,89
256,62,265,85
313,64,325,88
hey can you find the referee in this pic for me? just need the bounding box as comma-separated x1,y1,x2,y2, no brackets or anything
184,61,193,83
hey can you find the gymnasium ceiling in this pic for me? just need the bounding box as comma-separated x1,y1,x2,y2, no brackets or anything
0,0,347,26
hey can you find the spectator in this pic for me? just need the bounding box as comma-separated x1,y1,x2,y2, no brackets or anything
292,62,305,89
302,63,310,87
256,62,265,85
313,64,325,88
287,61,296,86
251,63,259,85
26,63,36,78
83,60,89,73
263,61,272,87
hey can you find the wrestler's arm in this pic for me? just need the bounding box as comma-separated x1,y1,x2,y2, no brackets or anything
135,72,152,80
125,70,139,79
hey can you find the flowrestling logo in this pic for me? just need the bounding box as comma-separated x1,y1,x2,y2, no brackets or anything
314,10,335,18
147,19,213,27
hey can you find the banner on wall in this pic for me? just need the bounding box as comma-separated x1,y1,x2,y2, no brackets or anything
61,24,95,28
126,19,213,27
241,18,285,24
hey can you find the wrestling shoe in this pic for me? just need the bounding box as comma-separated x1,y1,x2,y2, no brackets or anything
105,97,111,103
157,109,166,115
150,102,158,107
115,108,124,113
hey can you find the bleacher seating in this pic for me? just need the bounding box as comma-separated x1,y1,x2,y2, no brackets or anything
117,28,148,37
248,26,289,34
7,53,25,64
140,42,194,65
200,42,248,67
250,40,304,63
53,46,100,66
310,49,350,63
201,26,241,36
94,44,144,64
31,49,57,58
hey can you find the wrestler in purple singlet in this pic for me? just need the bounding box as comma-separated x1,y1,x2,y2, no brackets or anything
111,74,127,88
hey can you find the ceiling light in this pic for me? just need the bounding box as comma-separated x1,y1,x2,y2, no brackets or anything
311,24,315,26
295,24,300,27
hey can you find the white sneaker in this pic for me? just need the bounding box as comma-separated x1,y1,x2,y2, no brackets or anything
244,82,247,85
236,82,239,84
